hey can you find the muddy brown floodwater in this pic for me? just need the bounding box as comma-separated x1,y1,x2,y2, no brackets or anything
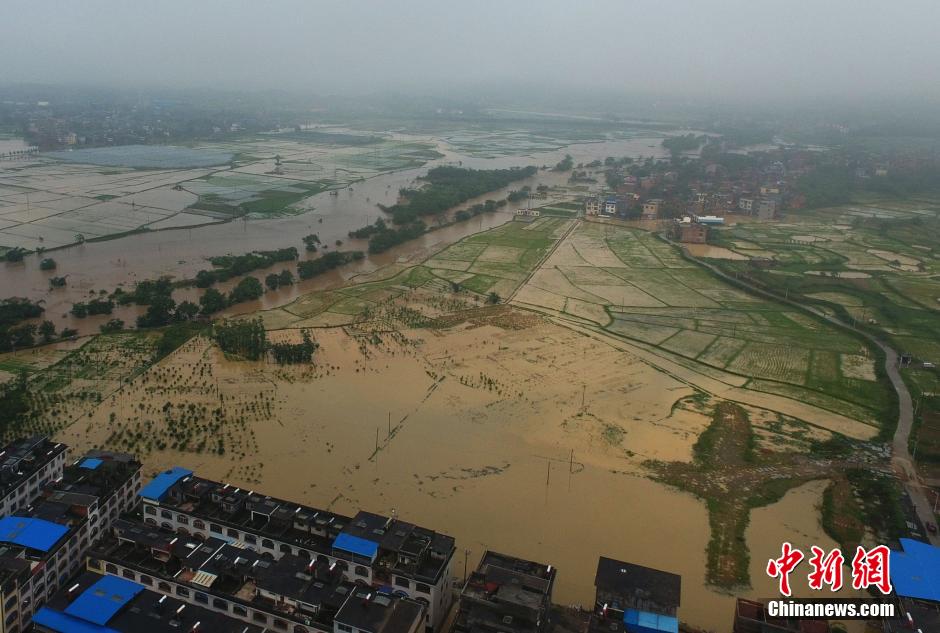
58,314,858,631
2,135,666,336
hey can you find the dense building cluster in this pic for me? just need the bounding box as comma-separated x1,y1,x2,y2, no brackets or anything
0,436,934,632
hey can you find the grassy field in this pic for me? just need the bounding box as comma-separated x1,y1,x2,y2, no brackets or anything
511,220,894,431
704,197,940,459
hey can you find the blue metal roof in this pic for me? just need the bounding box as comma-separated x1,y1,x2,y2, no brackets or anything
891,538,940,602
32,607,118,633
0,516,69,552
64,575,144,625
138,466,192,502
79,458,103,470
333,532,379,559
624,609,678,633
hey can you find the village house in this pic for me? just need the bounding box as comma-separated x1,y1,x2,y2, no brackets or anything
676,218,708,244
584,197,601,216
593,557,680,633
641,199,662,220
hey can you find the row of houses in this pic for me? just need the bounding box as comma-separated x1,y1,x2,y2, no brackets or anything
3,436,936,632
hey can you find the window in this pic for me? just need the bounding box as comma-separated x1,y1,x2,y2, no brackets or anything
105,563,117,574
209,524,222,534
416,583,431,594
274,620,288,630
394,577,410,588
213,598,228,611
355,566,368,577
176,587,190,597
122,569,135,580
244,534,257,545
195,592,208,604
253,612,268,623
262,539,274,550
337,624,352,633
139,575,152,586
177,515,188,525
227,528,239,538
279,543,291,554
144,506,156,515
161,510,172,519
88,558,101,570
233,605,248,617
159,582,172,592
192,520,205,530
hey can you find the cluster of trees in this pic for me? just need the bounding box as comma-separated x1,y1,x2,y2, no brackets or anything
70,298,114,318
0,371,30,436
454,198,506,222
197,274,269,317
213,318,267,360
114,277,174,306
383,166,537,224
662,134,708,156
297,251,364,278
269,330,317,364
49,276,67,289
553,154,574,171
99,318,125,333
302,234,320,252
0,298,45,351
366,221,426,254
265,270,294,291
506,187,530,203
39,258,56,271
3,248,27,263
196,247,298,288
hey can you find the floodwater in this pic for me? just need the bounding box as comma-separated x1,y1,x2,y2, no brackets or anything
2,134,667,336
58,319,842,632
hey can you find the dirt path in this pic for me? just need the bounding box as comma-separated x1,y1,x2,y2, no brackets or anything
505,217,579,302
680,239,940,545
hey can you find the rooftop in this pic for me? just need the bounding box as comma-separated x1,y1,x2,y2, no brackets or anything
93,519,361,628
890,538,940,603
335,588,426,633
33,570,266,633
456,551,556,633
594,557,681,612
146,472,455,583
0,436,66,500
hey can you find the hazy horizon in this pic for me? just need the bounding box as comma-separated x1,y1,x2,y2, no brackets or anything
2,0,939,104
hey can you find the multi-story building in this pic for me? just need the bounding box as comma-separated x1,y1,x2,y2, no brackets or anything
641,199,662,220
88,518,427,633
755,198,778,220
0,437,68,519
584,197,600,216
738,197,754,213
603,198,618,215
593,557,680,633
32,570,267,633
0,451,140,633
452,551,556,633
137,469,455,631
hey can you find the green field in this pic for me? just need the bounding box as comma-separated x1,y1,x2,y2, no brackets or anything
512,220,895,430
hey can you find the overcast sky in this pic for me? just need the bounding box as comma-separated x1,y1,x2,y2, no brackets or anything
2,0,938,102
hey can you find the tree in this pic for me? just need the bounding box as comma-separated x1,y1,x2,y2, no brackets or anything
9,324,36,348
4,248,27,263
229,276,264,304
199,288,228,315
39,258,56,271
265,273,280,291
39,320,56,342
49,276,67,289
277,269,294,286
303,233,321,252
487,292,501,304
99,319,125,333
175,301,199,321
137,295,177,328
213,318,267,360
